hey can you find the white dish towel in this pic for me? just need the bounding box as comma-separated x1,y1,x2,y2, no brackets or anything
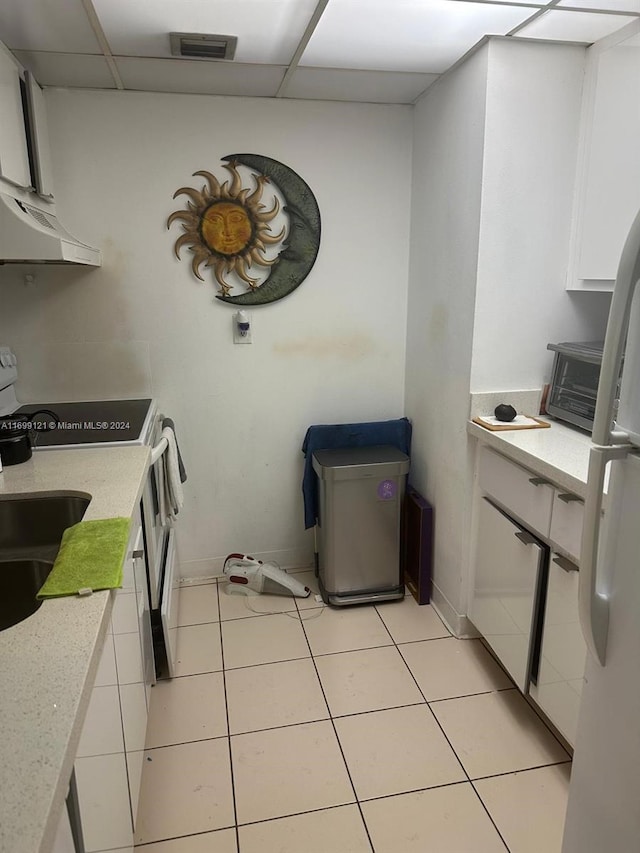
161,426,184,521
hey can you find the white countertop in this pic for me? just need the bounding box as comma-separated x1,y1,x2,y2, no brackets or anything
467,417,594,497
0,446,150,853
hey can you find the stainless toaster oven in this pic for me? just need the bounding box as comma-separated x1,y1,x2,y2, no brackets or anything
546,341,607,432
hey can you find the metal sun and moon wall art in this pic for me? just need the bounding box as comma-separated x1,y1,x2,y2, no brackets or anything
167,153,321,305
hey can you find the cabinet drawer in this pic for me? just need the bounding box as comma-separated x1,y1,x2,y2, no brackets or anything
549,490,585,563
478,447,554,538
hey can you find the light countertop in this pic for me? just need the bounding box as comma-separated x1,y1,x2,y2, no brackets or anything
0,445,150,853
467,417,594,497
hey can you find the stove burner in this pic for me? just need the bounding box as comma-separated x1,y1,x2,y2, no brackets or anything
14,399,153,447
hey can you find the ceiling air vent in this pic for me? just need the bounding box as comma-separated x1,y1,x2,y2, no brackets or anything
170,32,237,61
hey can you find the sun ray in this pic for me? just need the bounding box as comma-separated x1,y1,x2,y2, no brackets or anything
173,232,197,259
258,226,286,245
193,169,221,198
254,197,280,222
223,161,242,198
235,264,260,288
246,174,269,207
250,248,279,267
173,186,206,207
190,249,208,281
167,210,198,229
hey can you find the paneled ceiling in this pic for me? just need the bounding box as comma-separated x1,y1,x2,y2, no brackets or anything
0,0,637,104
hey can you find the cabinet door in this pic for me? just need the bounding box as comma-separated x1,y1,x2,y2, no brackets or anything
529,553,586,747
0,46,31,188
470,498,547,692
52,803,76,853
24,71,55,200
569,21,640,288
74,754,133,853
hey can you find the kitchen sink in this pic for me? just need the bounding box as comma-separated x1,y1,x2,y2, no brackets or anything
0,492,91,631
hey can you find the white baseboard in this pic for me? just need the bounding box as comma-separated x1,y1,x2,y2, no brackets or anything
430,581,479,639
179,547,314,582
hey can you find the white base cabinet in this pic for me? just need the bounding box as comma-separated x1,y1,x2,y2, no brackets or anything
74,506,152,852
52,801,76,853
471,445,588,746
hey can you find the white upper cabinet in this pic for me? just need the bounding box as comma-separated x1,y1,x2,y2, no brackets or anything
568,20,640,290
0,44,31,190
25,71,55,201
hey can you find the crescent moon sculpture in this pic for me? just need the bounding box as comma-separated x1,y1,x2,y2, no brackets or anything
167,153,321,305
217,154,321,306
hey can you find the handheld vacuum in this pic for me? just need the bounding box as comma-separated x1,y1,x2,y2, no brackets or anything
223,554,311,598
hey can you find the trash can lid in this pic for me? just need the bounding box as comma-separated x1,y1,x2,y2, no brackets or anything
312,445,410,479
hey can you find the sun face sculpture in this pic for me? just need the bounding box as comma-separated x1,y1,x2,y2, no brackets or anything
167,161,285,297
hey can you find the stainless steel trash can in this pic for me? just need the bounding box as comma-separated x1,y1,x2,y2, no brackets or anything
312,445,410,606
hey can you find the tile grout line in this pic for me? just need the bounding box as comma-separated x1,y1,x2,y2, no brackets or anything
213,578,242,853
297,604,377,853
371,601,513,853
173,590,567,849
476,638,574,757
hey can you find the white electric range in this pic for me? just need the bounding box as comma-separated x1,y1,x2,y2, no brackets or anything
0,345,181,679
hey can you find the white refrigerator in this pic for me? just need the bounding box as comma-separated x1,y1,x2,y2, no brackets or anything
562,207,640,852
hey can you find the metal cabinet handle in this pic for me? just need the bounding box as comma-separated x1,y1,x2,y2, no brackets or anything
515,530,536,545
558,492,584,504
553,554,579,573
528,476,551,487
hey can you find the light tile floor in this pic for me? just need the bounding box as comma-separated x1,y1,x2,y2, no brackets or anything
134,572,572,852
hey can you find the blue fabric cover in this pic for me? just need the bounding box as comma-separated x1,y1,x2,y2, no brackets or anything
301,418,412,529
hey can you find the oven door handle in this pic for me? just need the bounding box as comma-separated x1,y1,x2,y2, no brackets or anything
150,435,168,465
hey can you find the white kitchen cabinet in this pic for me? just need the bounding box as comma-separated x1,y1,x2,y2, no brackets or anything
75,507,152,850
0,44,31,189
24,71,55,200
52,802,76,853
530,552,587,747
469,497,547,693
568,20,640,290
75,753,133,853
472,443,589,743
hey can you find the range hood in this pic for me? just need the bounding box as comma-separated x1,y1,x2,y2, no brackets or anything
0,191,101,266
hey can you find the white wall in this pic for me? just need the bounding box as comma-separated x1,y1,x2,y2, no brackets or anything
405,37,608,630
472,39,610,392
0,89,413,577
404,45,489,629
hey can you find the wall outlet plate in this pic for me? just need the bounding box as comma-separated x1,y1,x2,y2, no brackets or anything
233,312,252,344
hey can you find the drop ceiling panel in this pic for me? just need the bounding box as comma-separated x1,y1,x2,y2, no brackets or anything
11,51,116,88
115,57,286,97
557,0,640,10
284,67,439,103
515,9,637,39
301,0,537,72
94,0,319,64
0,0,100,53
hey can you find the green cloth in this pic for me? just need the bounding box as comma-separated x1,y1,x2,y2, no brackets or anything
37,517,131,599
